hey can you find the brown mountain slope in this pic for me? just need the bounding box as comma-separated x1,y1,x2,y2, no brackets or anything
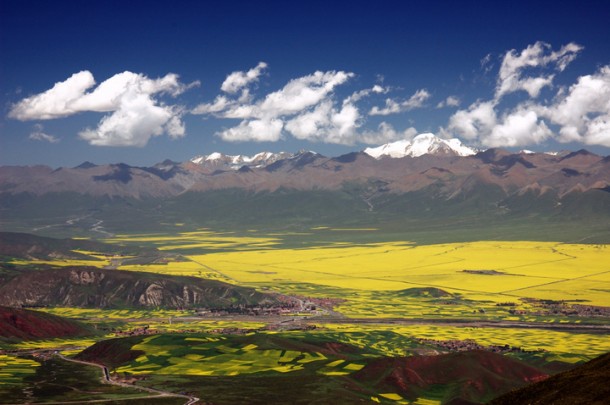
0,306,91,340
489,352,610,405
353,350,548,404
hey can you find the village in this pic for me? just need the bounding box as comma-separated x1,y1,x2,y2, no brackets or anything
415,337,545,354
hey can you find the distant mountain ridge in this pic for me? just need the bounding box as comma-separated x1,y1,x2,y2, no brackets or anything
1,134,609,232
1,136,607,198
189,134,478,170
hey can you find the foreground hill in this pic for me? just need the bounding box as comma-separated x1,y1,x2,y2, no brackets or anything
0,306,92,340
0,265,278,309
354,350,548,404
489,352,610,405
75,334,564,405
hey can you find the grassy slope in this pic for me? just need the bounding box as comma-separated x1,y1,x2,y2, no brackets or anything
2,188,609,242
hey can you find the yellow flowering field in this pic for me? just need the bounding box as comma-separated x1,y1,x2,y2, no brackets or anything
186,241,609,306
0,355,40,386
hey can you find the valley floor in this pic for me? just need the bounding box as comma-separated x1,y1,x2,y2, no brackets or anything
1,229,609,404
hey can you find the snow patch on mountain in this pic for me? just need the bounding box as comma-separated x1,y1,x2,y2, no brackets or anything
364,133,477,159
190,151,292,169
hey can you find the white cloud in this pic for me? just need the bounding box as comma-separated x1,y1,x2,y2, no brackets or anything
495,41,582,99
9,71,96,120
448,100,554,148
193,68,354,121
200,65,421,145
257,70,354,117
218,118,283,142
584,115,610,147
191,95,233,115
437,95,460,108
483,109,551,147
284,101,361,145
448,101,497,140
194,65,359,143
79,98,184,147
444,42,610,149
359,122,418,145
28,124,59,143
193,63,434,145
221,62,267,94
541,65,610,146
285,101,335,141
369,89,430,115
344,84,388,104
9,70,192,147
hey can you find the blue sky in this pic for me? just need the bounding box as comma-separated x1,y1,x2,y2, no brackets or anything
1,0,609,167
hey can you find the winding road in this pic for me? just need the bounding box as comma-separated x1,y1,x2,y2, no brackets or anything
54,353,200,405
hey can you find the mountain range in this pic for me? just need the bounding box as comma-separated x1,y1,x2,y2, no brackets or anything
2,134,608,198
1,134,609,233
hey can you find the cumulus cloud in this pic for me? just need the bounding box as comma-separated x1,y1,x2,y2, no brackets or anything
448,101,497,140
541,65,610,146
284,101,361,144
193,63,436,145
195,64,427,145
221,62,267,94
218,118,283,142
445,41,610,148
194,64,364,143
28,124,59,143
484,109,551,147
194,69,354,121
359,122,418,145
495,41,582,99
369,89,430,115
256,71,354,118
9,71,96,120
9,71,193,147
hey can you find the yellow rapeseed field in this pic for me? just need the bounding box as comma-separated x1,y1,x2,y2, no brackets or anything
183,240,609,306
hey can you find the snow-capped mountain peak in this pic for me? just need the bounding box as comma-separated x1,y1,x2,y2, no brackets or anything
205,152,225,161
190,151,292,170
364,133,477,159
